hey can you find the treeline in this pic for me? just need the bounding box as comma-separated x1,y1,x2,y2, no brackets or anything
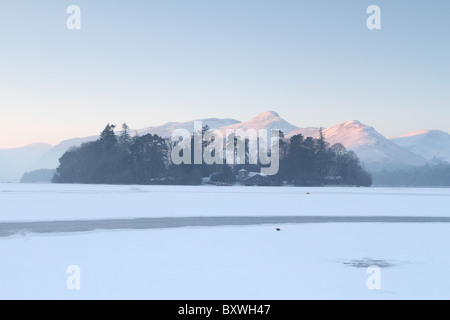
53,124,372,186
53,124,169,185
373,164,450,187
276,132,372,186
21,169,56,183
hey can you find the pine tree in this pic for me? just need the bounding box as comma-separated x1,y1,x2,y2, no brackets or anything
118,123,132,146
99,124,117,149
315,127,328,179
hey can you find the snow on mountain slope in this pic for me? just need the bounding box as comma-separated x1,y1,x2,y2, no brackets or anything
3,112,444,179
27,112,294,175
287,127,321,139
137,118,240,137
287,122,429,171
391,130,450,163
321,121,428,171
219,111,299,136
1,119,240,180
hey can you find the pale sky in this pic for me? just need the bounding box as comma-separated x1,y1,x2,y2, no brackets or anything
1,0,449,148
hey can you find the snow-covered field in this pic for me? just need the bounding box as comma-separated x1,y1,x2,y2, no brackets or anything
1,184,449,300
1,184,449,222
1,224,450,300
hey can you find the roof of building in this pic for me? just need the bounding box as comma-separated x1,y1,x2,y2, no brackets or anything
247,172,268,178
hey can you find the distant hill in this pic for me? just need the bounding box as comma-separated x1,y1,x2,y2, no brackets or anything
0,143,53,182
137,118,240,137
1,111,449,179
20,169,56,183
391,130,450,163
289,121,429,171
320,121,428,171
219,111,299,137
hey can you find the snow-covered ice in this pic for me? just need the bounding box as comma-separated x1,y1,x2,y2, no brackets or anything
1,224,450,300
0,184,449,222
0,184,449,300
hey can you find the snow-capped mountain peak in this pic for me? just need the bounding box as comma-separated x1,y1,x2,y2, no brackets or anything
2,111,446,181
392,129,449,140
219,111,299,136
391,129,450,163
314,120,427,171
342,120,364,127
323,120,383,149
254,110,281,120
392,129,432,138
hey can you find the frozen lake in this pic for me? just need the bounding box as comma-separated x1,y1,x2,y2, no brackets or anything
1,184,449,222
1,223,450,300
0,184,449,299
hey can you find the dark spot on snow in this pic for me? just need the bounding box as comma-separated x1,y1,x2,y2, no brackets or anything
344,258,395,268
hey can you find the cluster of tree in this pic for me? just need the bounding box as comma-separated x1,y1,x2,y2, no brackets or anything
53,124,169,184
275,130,372,186
372,164,450,187
53,124,372,187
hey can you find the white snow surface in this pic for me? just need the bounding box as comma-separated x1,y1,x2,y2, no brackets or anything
1,184,450,300
1,223,450,299
1,184,449,222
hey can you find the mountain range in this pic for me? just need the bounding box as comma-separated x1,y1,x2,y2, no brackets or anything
1,111,449,182
288,120,429,171
391,130,450,163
